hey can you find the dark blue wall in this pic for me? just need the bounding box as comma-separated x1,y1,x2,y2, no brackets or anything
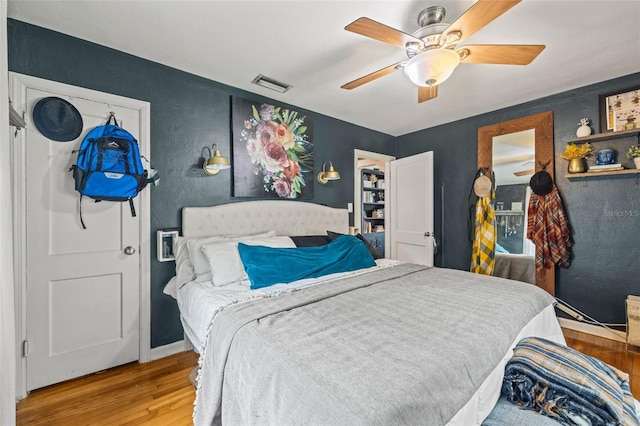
396,72,640,325
8,20,394,347
9,18,639,344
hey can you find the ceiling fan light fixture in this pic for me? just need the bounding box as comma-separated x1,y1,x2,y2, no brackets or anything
411,24,449,48
441,30,462,47
417,5,446,27
342,1,539,98
405,41,423,58
403,48,460,87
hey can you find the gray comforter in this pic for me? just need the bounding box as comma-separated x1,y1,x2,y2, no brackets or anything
193,263,556,426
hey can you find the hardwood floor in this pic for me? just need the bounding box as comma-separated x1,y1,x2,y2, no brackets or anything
16,351,199,425
16,329,640,425
563,328,639,398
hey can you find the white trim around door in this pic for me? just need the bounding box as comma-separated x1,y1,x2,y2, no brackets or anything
353,149,395,257
10,73,151,399
1,2,18,418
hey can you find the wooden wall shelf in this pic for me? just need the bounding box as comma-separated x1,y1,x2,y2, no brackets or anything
567,129,640,144
565,129,640,178
566,168,640,179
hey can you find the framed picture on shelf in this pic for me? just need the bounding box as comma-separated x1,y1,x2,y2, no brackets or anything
599,86,640,132
614,108,640,133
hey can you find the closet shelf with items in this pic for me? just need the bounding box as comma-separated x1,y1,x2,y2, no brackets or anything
361,168,385,258
565,129,640,179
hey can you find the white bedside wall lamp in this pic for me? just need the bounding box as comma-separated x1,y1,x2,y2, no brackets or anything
317,162,341,184
202,144,231,176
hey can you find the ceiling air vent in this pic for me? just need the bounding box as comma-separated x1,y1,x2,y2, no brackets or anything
251,74,292,93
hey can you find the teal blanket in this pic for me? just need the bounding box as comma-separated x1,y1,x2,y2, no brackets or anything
238,234,376,289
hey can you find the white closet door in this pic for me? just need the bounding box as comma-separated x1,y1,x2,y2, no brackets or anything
24,85,141,391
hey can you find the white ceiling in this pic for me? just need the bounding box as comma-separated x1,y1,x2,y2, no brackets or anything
7,0,640,136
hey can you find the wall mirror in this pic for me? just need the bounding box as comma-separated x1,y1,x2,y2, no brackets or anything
478,111,555,295
492,129,535,256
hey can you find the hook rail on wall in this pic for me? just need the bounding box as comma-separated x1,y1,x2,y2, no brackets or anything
9,98,26,130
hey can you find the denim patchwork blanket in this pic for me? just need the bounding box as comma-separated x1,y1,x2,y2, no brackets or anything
503,337,639,426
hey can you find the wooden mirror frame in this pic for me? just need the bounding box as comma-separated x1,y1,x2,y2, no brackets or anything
478,110,555,295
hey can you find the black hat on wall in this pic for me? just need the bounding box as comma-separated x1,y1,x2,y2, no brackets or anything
529,170,553,196
32,97,83,142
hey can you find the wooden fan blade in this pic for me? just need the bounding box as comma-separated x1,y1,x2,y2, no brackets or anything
345,17,423,49
459,44,545,65
341,62,403,90
442,0,521,44
418,85,438,103
514,168,535,177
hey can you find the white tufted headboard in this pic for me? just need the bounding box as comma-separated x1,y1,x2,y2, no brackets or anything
182,201,349,238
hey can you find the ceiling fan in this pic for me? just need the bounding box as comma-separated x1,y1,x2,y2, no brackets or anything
513,168,534,177
514,159,535,176
341,0,545,103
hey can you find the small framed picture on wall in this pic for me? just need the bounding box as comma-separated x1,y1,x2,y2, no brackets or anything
599,86,640,132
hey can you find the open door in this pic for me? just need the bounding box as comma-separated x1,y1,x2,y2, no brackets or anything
388,151,434,266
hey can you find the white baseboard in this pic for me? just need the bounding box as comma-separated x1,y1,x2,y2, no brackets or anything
559,318,626,343
149,339,190,361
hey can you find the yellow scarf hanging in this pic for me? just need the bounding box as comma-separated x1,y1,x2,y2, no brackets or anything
470,194,496,275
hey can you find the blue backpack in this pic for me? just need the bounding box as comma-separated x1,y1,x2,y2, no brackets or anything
70,114,147,228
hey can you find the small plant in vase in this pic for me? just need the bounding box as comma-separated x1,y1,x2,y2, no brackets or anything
627,145,640,169
576,118,591,137
562,143,592,173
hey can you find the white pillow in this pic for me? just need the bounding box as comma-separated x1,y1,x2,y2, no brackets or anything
186,231,276,278
202,236,295,286
174,236,196,288
163,276,178,299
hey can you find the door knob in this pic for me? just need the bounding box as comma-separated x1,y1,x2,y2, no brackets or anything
124,246,136,255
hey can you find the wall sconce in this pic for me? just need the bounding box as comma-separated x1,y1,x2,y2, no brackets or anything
317,162,341,184
203,144,231,175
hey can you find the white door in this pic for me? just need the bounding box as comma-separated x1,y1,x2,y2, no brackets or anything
389,151,434,266
24,87,141,391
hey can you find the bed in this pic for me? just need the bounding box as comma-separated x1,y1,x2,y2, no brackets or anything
167,200,567,426
493,253,535,284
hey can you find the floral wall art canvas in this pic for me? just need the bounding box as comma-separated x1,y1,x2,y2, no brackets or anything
231,97,314,199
